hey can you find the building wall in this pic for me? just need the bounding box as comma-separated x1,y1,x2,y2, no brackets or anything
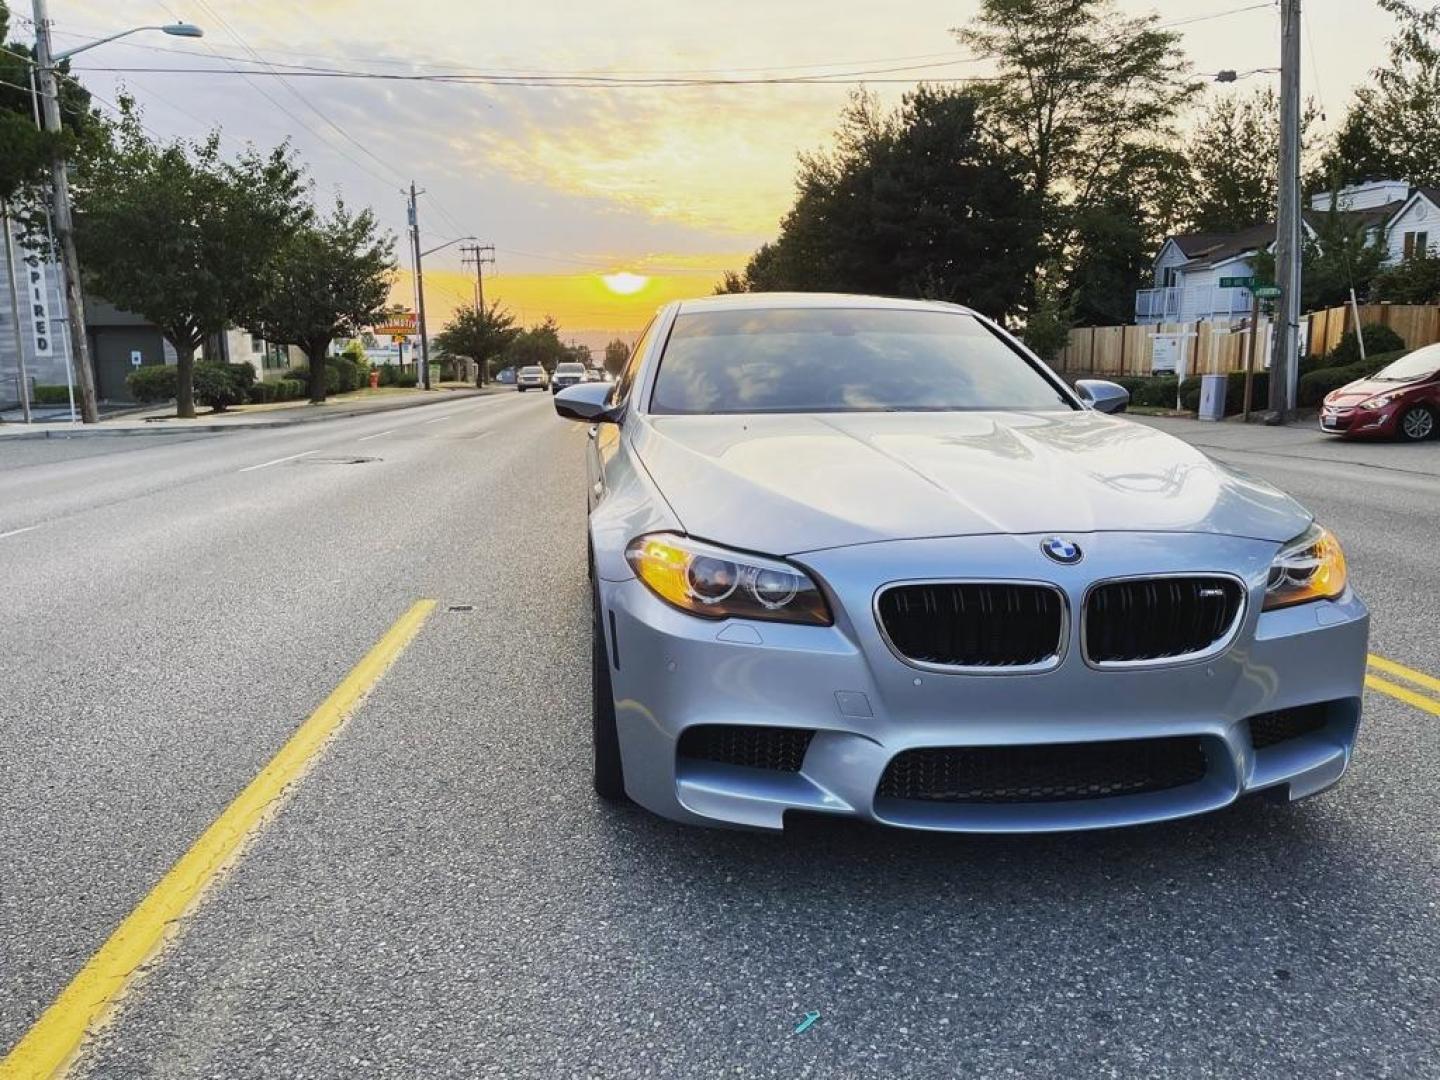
1385,196,1439,264
0,218,71,404
1312,180,1411,212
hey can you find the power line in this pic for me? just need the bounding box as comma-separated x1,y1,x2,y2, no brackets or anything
1157,2,1276,29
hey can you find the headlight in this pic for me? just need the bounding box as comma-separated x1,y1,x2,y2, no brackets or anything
1358,393,1398,410
1263,523,1348,610
625,532,832,625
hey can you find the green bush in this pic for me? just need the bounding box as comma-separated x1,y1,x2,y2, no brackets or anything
377,362,399,386
1296,353,1402,406
126,364,177,403
274,378,304,401
193,363,246,411
1328,323,1406,366
33,384,72,405
228,361,257,394
393,370,418,388
288,364,341,395
248,381,278,404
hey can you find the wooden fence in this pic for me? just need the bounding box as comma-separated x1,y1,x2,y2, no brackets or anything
1055,303,1440,377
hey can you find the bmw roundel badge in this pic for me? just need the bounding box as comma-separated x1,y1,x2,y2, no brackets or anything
1041,536,1083,565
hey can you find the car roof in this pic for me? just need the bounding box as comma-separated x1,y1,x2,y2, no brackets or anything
674,292,977,316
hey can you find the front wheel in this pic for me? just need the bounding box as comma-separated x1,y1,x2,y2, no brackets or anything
1398,404,1435,442
591,585,626,801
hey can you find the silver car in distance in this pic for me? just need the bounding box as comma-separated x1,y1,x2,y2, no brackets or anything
553,294,1368,833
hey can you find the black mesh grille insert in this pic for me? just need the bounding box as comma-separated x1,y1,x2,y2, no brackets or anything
1249,704,1329,750
876,583,1064,668
1084,577,1244,664
677,725,814,773
877,737,1209,804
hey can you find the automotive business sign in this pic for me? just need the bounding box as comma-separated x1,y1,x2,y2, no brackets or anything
24,253,52,357
371,312,418,336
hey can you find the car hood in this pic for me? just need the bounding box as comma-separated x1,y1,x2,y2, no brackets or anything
1325,376,1418,407
633,411,1310,554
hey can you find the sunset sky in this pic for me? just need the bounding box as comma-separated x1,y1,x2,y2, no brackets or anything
55,1,1398,350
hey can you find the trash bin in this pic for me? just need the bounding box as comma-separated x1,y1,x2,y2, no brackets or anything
1197,373,1227,422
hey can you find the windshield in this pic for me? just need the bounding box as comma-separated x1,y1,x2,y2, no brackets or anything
556,363,585,374
1374,344,1440,381
520,366,543,375
650,308,1074,414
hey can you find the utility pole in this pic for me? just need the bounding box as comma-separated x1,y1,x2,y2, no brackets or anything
459,243,495,313
407,181,432,390
32,0,98,423
1267,0,1303,422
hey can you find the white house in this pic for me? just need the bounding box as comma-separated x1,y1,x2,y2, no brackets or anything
1135,179,1421,325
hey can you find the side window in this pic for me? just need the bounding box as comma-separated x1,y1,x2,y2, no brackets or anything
611,318,655,408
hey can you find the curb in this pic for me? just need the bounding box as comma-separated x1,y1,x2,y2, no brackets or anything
0,388,504,441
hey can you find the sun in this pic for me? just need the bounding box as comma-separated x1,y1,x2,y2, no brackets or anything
601,271,650,296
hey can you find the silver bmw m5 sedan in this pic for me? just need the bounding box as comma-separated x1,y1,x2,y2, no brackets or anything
552,293,1368,833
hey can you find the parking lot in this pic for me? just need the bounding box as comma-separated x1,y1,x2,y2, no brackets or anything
2,397,1438,1078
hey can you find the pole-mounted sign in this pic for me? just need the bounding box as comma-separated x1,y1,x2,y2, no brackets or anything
23,254,52,357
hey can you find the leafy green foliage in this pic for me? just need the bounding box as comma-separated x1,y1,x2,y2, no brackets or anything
243,197,396,403
1252,210,1389,312
1177,372,1271,415
1330,324,1407,364
1373,252,1440,303
502,316,574,372
737,87,1039,320
33,384,72,405
603,337,630,374
76,99,309,417
1186,88,1320,234
1023,262,1074,361
1107,376,1179,408
125,364,177,403
1318,0,1440,188
433,303,520,384
192,362,247,412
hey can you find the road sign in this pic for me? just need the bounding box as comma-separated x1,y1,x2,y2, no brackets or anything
1219,276,1255,289
130,350,143,367
1254,286,1282,299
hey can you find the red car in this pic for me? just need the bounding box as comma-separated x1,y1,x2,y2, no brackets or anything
1320,344,1440,441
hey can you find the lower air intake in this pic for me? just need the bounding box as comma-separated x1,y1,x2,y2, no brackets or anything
1248,704,1330,750
677,725,815,773
877,737,1209,804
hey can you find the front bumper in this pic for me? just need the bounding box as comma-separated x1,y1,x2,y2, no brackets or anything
600,531,1369,833
1320,405,1395,438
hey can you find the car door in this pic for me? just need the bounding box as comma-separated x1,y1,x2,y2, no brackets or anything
590,318,654,513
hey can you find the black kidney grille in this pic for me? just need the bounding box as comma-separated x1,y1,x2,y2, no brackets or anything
676,725,815,773
877,583,1064,668
1084,577,1244,664
877,737,1209,804
1248,704,1329,750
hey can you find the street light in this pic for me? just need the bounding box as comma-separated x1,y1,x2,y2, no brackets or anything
51,22,204,63
28,2,205,423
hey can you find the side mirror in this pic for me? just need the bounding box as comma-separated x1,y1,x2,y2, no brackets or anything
1074,378,1130,415
554,381,620,423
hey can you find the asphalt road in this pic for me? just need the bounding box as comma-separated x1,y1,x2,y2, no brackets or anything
1,399,1437,1078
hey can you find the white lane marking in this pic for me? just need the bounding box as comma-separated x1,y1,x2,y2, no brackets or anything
238,450,315,473
357,429,395,442
0,524,40,540
422,414,455,425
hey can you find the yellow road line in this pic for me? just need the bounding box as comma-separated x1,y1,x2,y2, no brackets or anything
1365,673,1440,717
1367,653,1440,697
0,599,437,1080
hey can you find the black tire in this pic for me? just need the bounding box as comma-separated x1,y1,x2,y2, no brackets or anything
1397,404,1436,442
591,585,626,801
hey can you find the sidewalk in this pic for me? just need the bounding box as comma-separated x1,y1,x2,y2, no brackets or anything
1130,412,1440,475
0,385,507,441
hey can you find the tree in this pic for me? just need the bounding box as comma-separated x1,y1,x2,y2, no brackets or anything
1186,87,1319,234
603,337,630,374
956,0,1198,287
245,199,396,403
733,87,1039,321
76,102,307,417
502,316,571,372
1318,0,1440,187
433,303,519,385
0,3,100,216
1373,252,1440,303
1252,209,1388,312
